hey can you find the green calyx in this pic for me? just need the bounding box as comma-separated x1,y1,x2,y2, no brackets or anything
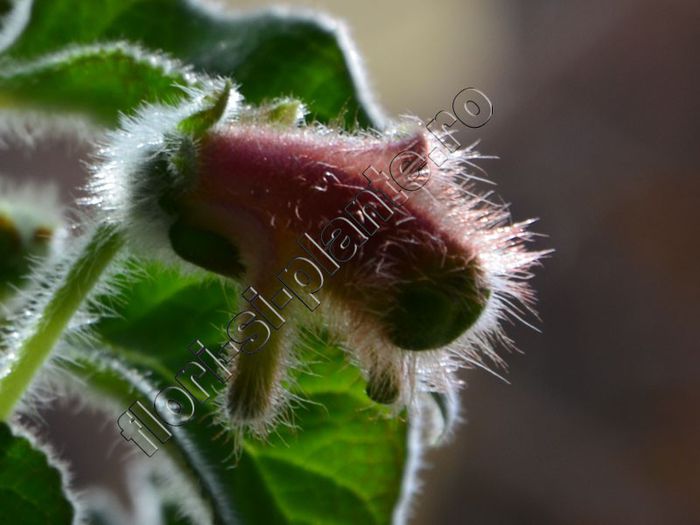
135,81,248,279
177,80,232,136
141,82,233,216
239,97,305,126
382,258,490,351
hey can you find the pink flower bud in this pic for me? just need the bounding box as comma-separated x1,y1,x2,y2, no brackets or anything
93,83,544,431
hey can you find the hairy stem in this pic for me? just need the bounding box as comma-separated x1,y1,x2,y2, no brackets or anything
0,224,124,420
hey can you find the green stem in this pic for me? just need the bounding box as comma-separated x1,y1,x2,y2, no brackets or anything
0,224,124,420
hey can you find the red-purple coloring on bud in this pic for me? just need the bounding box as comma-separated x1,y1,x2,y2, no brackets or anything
91,82,544,431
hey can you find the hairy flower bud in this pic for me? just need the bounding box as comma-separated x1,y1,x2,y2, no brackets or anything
91,82,544,432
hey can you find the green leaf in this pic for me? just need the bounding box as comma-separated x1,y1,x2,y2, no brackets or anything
0,0,380,127
65,259,408,525
0,43,200,125
0,422,75,524
0,2,407,522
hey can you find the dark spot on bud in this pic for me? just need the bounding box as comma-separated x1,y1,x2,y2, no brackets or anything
382,259,490,350
225,348,277,424
33,226,53,243
365,365,400,405
226,383,267,422
168,217,246,279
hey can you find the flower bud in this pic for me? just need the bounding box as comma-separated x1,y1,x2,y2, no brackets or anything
365,361,401,405
92,82,543,431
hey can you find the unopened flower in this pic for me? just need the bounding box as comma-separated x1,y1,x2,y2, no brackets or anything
90,81,543,433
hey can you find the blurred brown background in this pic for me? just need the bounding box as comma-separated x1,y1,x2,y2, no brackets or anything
2,0,699,523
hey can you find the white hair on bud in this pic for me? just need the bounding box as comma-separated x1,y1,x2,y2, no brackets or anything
85,78,241,264
81,85,544,465
314,122,548,412
209,318,306,448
